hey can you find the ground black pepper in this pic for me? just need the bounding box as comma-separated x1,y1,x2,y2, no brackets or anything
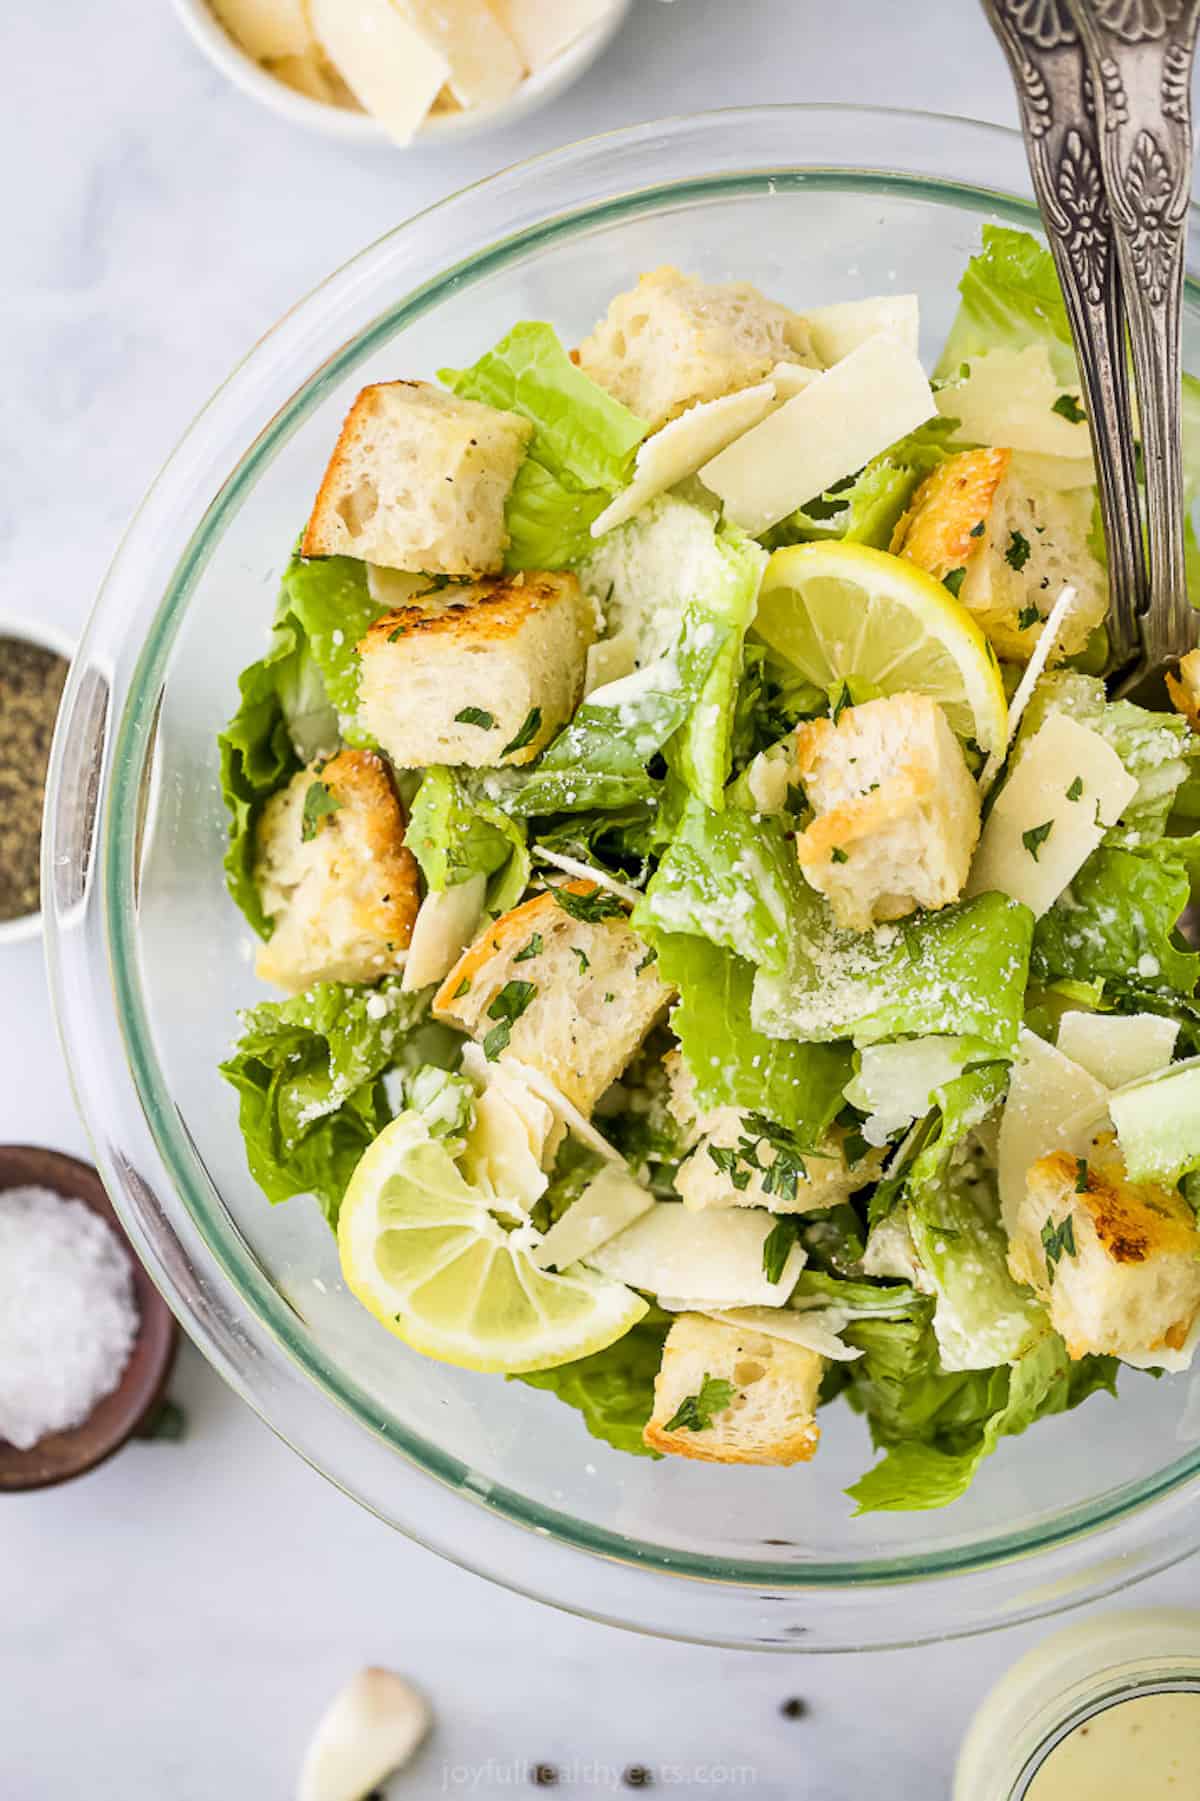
0,636,69,921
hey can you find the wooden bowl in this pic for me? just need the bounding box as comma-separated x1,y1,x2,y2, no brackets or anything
0,1146,178,1491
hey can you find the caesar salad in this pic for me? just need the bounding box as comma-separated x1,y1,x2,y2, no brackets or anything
218,230,1200,1512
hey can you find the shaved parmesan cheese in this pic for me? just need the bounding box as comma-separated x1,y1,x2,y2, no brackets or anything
584,631,638,694
309,0,449,145
402,874,486,992
968,713,1136,917
1109,1058,1200,1186
588,1202,805,1307
212,0,310,59
936,346,1092,459
980,585,1079,793
366,565,433,609
768,361,822,402
489,0,614,69
591,383,776,538
700,1306,859,1361
400,0,523,110
532,848,642,906
700,335,935,537
458,1050,561,1211
744,739,796,813
500,1057,624,1162
997,1029,1109,1235
845,1036,980,1146
804,294,919,365
1008,450,1096,493
1056,1011,1179,1091
533,1164,656,1271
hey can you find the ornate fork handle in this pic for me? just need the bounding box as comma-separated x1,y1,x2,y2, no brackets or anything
981,0,1147,669
1070,0,1200,676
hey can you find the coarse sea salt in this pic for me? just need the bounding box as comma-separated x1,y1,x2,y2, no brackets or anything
0,1186,139,1451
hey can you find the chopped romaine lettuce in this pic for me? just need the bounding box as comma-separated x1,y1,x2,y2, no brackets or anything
1032,844,1200,1002
513,1305,672,1457
753,892,1034,1056
219,979,456,1225
407,767,530,911
648,933,851,1143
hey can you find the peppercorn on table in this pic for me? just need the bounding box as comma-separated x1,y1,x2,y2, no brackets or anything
6,1,1200,1797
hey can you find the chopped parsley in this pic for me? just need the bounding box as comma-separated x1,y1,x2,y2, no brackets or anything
943,567,966,598
1022,820,1054,862
552,886,625,923
1052,393,1086,424
1006,530,1032,572
830,680,853,724
830,846,849,864
708,1143,753,1192
969,519,986,539
635,946,658,974
387,623,408,642
513,932,543,963
1041,1213,1077,1271
762,1216,802,1284
1066,775,1084,803
453,976,471,999
1017,604,1041,631
500,707,542,758
843,1129,870,1168
482,979,536,1061
455,706,496,730
300,780,342,842
1075,1156,1090,1194
570,945,590,973
664,1373,737,1434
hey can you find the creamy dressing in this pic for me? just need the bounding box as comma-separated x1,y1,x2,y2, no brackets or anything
1025,1691,1200,1800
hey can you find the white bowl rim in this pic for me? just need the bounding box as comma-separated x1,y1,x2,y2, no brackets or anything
170,0,632,145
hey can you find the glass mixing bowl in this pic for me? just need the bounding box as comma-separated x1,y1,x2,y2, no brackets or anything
45,106,1200,1651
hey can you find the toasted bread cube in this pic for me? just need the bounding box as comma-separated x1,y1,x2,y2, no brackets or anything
793,694,981,933
644,1313,823,1465
1166,647,1200,733
302,380,532,577
433,882,672,1114
1008,1136,1200,1361
665,1051,882,1213
576,265,818,430
357,572,594,769
255,749,420,992
892,451,1107,663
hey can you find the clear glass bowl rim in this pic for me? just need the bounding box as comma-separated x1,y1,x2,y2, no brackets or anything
46,104,1200,1637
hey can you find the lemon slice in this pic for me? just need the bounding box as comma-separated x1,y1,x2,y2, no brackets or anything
754,541,1008,758
338,1116,647,1374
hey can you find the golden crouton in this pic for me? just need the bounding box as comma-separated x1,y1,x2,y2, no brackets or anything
357,571,594,769
793,693,981,933
302,380,531,576
576,265,818,429
255,749,420,992
1008,1136,1200,1361
664,1051,882,1213
644,1313,824,1465
891,447,1011,578
433,882,672,1115
1166,648,1200,733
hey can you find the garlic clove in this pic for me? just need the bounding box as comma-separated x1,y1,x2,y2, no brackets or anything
298,1666,432,1801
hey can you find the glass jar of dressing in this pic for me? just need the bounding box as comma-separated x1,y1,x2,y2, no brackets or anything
955,1611,1200,1800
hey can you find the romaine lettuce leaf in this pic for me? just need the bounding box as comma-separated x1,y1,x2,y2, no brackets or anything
407,767,530,911
440,322,647,574
1031,844,1200,1001
218,549,387,934
846,1328,1117,1513
634,797,806,973
753,892,1034,1055
647,933,851,1143
514,1306,671,1457
219,979,452,1225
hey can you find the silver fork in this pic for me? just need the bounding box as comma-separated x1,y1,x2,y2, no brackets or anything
980,0,1200,703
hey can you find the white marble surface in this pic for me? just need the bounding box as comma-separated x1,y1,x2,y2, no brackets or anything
4,1,1200,1796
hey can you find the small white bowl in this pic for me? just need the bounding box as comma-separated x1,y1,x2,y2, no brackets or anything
172,0,632,146
0,613,74,949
